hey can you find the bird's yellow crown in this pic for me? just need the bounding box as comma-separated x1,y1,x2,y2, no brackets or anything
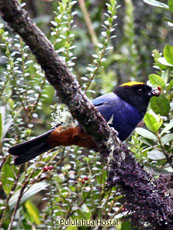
121,81,144,87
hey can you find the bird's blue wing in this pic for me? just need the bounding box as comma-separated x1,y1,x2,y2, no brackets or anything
92,92,119,107
92,92,143,141
92,92,120,122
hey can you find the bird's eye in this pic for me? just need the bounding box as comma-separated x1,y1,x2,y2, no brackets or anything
137,88,143,94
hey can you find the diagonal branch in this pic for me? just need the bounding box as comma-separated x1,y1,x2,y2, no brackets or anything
0,0,114,150
0,0,172,229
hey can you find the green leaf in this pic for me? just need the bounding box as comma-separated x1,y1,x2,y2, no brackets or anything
161,133,173,145
163,167,173,173
143,0,169,9
163,17,173,23
135,127,157,140
168,0,173,12
150,95,170,116
161,69,168,84
0,113,2,140
9,181,48,209
66,227,78,230
144,113,162,133
121,221,131,230
161,121,173,135
0,106,12,139
163,45,173,64
1,157,15,195
158,57,173,67
163,17,173,26
82,189,90,201
148,150,166,160
81,204,91,220
167,79,173,92
139,136,154,146
149,74,165,89
81,204,90,214
25,200,41,225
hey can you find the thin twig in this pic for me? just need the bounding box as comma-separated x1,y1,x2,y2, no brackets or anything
8,180,29,230
78,0,98,47
0,165,22,228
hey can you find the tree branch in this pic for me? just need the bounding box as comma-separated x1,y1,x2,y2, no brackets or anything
0,0,172,229
0,0,114,150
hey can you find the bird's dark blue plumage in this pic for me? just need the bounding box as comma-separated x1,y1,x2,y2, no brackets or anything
92,92,143,141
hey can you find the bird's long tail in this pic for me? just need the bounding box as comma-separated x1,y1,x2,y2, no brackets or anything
9,126,96,165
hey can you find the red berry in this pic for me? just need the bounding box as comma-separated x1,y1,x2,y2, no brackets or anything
43,165,54,172
43,166,49,172
83,176,89,181
48,165,54,170
157,86,161,93
81,179,85,184
78,178,85,184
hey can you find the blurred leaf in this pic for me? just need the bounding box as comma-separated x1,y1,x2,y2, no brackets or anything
3,119,12,139
81,204,90,213
158,57,173,67
163,17,173,24
9,181,48,209
138,136,154,146
149,74,165,89
101,70,116,94
161,121,173,135
161,133,173,145
82,189,90,200
42,85,55,104
148,150,166,160
34,15,51,24
162,167,173,173
161,69,168,84
150,95,170,116
167,79,173,92
25,200,41,225
81,204,91,220
144,113,162,133
0,113,2,140
135,127,157,140
1,157,15,195
163,45,173,64
143,0,169,9
0,105,13,139
168,0,173,11
121,221,131,230
148,166,173,174
66,227,78,230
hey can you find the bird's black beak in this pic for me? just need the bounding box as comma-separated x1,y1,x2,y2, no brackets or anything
149,86,161,97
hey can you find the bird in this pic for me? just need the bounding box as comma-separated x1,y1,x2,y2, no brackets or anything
9,81,161,165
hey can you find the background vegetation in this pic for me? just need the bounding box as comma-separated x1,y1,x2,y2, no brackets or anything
0,0,172,229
